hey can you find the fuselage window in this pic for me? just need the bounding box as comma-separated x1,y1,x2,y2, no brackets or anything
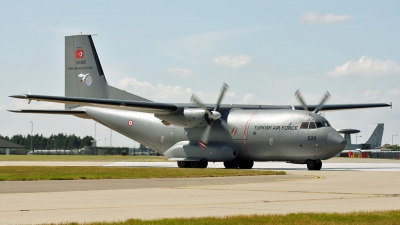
309,122,317,129
300,122,309,129
316,122,323,128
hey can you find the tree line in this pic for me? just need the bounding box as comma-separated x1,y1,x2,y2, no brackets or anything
0,133,94,150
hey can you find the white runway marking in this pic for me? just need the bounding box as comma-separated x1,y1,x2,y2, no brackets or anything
104,161,400,171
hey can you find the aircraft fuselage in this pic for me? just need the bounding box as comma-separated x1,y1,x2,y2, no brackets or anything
84,107,346,162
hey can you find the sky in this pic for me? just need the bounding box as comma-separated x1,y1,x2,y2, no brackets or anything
0,1,399,148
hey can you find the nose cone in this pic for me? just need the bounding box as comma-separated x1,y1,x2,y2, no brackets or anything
327,131,347,154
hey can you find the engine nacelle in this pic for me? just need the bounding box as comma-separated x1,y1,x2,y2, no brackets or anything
164,141,238,162
156,108,208,128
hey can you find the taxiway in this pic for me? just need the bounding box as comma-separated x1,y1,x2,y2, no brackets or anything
1,158,400,224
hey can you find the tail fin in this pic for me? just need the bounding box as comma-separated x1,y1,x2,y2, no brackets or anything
65,34,150,109
65,34,108,108
365,123,384,148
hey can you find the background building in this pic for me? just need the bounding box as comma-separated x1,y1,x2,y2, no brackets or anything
0,139,27,155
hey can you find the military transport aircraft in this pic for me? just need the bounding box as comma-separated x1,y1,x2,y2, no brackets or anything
9,34,391,170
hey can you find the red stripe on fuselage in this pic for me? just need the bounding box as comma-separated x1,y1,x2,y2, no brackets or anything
199,140,207,149
243,110,259,155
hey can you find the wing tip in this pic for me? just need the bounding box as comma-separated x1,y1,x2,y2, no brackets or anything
9,94,28,99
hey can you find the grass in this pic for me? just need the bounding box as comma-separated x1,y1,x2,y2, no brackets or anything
0,166,285,181
0,155,169,162
41,211,400,225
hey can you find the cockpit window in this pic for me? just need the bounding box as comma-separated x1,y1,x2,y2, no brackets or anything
301,121,328,129
300,122,309,129
316,121,331,128
323,122,331,127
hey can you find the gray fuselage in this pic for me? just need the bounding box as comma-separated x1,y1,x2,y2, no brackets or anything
84,107,346,162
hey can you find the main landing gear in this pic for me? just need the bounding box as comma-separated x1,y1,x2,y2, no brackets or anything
177,160,208,168
224,160,254,169
177,160,254,169
307,159,322,170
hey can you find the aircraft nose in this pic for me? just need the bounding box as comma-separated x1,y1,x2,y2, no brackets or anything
327,131,347,154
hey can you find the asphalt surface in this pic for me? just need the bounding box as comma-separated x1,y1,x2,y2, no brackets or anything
1,158,400,224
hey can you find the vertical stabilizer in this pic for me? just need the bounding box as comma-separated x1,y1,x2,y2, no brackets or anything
65,34,109,109
65,34,151,108
365,124,384,148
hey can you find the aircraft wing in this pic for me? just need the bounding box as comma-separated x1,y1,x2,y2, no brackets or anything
294,103,391,111
9,94,178,114
9,94,391,114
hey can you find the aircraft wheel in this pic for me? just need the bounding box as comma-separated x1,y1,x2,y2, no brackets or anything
190,161,199,168
315,160,322,170
239,160,254,169
190,160,207,168
307,160,322,170
307,160,315,170
177,161,190,168
198,160,208,168
224,161,238,169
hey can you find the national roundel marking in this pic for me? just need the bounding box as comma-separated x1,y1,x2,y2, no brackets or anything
85,75,93,86
128,120,133,126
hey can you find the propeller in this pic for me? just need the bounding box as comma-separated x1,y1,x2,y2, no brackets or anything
191,83,230,149
295,90,330,113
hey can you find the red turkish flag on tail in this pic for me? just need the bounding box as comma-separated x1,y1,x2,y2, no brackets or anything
76,50,84,58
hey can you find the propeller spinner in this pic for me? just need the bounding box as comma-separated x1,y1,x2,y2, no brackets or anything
191,83,230,149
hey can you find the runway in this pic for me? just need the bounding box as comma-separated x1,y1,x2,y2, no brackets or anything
1,158,400,225
104,158,400,171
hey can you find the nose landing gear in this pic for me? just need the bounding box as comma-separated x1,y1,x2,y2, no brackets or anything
307,159,322,170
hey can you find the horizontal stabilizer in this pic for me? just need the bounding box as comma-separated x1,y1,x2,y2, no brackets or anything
8,109,86,115
7,109,90,119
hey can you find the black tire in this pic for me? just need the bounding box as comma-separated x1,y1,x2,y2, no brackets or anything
198,160,208,168
315,160,322,170
190,161,200,168
307,160,316,170
307,160,322,170
224,161,238,169
239,160,254,169
177,161,189,168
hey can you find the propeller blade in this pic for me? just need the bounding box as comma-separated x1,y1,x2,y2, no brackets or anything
190,94,211,114
199,123,213,149
294,90,308,111
214,83,229,111
313,91,330,113
192,83,230,149
218,118,230,133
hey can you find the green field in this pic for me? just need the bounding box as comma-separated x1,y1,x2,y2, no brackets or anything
0,155,168,162
0,166,285,181
41,211,400,225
